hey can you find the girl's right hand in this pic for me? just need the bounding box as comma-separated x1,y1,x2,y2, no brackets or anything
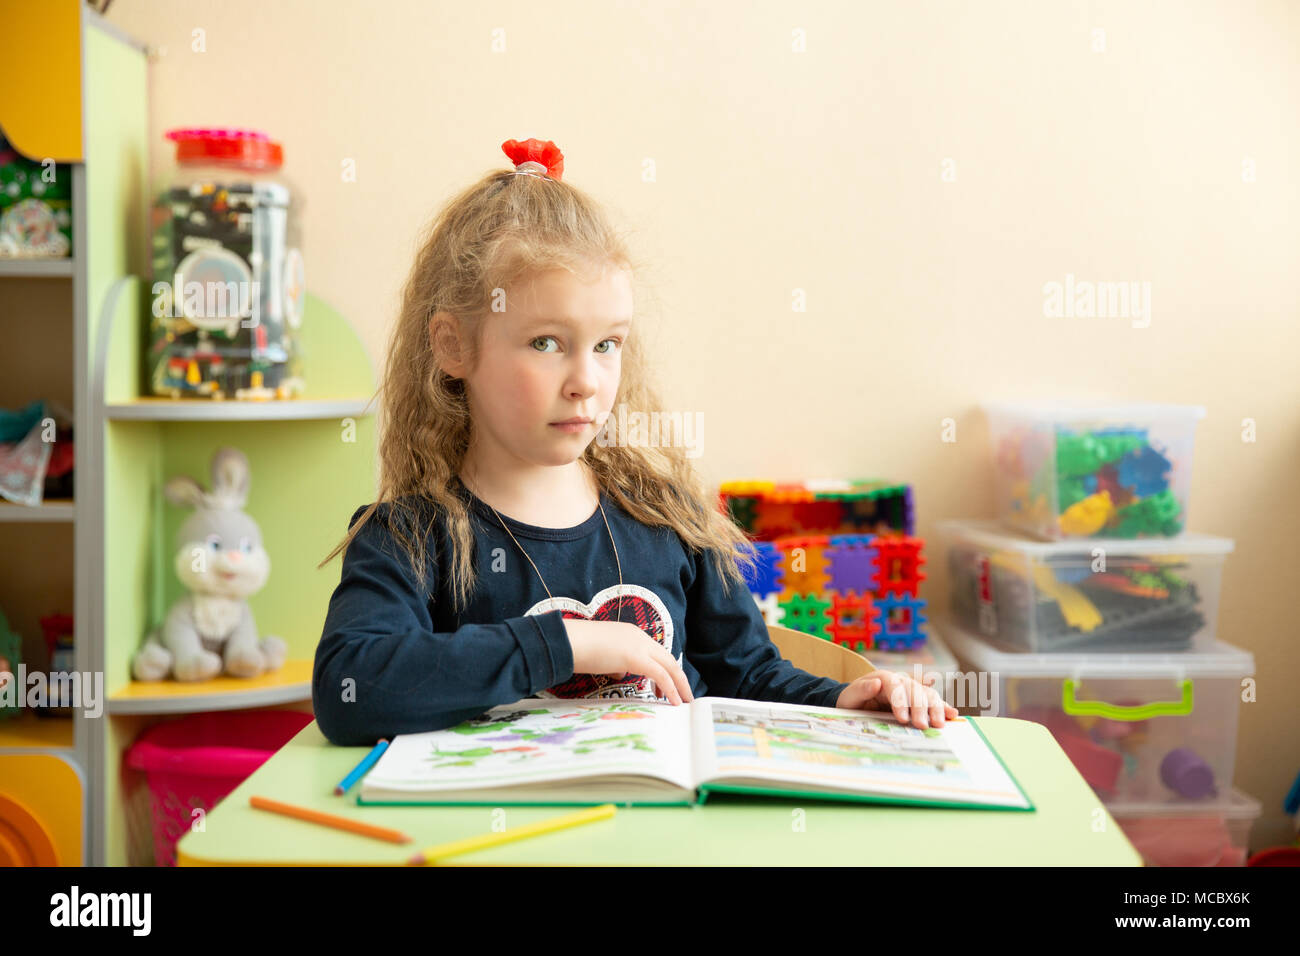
562,619,695,706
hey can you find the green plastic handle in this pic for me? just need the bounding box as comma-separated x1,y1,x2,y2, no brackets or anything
1061,679,1194,720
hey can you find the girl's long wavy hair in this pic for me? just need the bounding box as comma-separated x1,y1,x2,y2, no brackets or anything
319,165,757,614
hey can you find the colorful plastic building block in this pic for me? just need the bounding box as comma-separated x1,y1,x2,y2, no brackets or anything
1117,444,1172,499
752,592,786,627
1113,489,1183,536
871,536,927,597
1055,431,1145,478
775,548,829,599
776,592,833,640
825,536,881,594
1003,420,1189,538
825,591,882,652
739,542,784,596
874,593,927,649
724,479,928,653
720,478,916,537
1058,490,1116,536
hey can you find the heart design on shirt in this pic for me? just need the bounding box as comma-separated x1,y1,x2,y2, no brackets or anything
523,583,677,701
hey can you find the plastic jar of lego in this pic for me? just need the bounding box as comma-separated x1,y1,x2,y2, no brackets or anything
148,128,305,400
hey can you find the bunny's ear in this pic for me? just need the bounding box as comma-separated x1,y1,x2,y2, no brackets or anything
209,447,251,509
164,476,206,509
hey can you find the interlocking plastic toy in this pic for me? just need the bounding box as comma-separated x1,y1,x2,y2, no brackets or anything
723,479,928,653
1010,426,1185,538
721,478,915,537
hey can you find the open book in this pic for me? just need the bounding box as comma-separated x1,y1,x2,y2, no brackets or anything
357,697,1034,811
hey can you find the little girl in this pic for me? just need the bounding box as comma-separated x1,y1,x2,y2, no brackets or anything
312,138,956,746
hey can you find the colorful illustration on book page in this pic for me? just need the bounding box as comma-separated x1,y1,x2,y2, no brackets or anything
422,701,661,774
709,701,968,782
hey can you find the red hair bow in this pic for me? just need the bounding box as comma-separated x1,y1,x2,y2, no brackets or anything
501,138,564,181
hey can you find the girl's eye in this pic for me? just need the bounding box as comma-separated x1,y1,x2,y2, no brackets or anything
206,534,222,550
595,338,621,354
238,537,253,553
530,336,558,353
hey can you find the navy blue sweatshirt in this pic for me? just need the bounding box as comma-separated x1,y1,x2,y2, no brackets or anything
312,479,849,746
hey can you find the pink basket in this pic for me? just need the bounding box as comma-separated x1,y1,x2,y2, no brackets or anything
125,709,314,866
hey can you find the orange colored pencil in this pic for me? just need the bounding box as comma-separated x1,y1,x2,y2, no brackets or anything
249,795,413,844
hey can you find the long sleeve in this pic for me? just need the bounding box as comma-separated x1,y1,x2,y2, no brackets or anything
683,546,849,708
312,503,576,746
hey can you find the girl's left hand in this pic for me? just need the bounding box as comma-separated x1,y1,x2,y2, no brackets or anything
836,669,958,728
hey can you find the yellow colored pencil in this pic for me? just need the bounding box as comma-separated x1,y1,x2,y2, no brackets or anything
407,803,617,865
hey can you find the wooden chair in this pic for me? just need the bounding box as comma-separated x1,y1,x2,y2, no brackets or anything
766,624,875,683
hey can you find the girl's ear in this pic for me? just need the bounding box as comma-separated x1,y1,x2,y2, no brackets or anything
430,311,467,378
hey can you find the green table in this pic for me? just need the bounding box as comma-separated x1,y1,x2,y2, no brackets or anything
177,717,1143,866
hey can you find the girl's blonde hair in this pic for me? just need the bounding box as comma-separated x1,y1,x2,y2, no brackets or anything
320,165,757,613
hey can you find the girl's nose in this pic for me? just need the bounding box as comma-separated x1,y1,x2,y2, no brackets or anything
566,361,599,398
225,550,243,565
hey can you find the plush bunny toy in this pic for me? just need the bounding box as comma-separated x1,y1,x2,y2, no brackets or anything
131,447,287,682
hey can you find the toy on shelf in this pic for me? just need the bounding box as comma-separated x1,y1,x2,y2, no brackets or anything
38,614,75,719
0,400,74,506
149,128,304,401
0,132,72,258
722,479,927,653
986,403,1203,540
131,447,287,682
0,606,21,722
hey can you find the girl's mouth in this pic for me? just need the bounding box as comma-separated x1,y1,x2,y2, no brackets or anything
549,421,589,434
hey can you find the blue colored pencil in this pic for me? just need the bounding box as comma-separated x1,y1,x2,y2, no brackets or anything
334,739,389,795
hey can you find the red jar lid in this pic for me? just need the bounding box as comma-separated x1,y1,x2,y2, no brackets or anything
166,127,283,169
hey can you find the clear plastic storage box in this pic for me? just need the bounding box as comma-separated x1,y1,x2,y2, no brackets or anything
937,518,1232,653
985,402,1205,540
1107,788,1260,867
941,622,1253,805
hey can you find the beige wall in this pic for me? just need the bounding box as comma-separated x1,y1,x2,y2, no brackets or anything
108,1,1299,849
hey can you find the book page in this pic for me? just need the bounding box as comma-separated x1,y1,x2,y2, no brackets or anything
695,697,1029,808
362,698,698,793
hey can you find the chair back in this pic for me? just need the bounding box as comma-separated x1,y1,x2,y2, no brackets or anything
766,624,874,683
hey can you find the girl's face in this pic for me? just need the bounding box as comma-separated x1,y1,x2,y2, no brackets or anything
453,263,633,470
